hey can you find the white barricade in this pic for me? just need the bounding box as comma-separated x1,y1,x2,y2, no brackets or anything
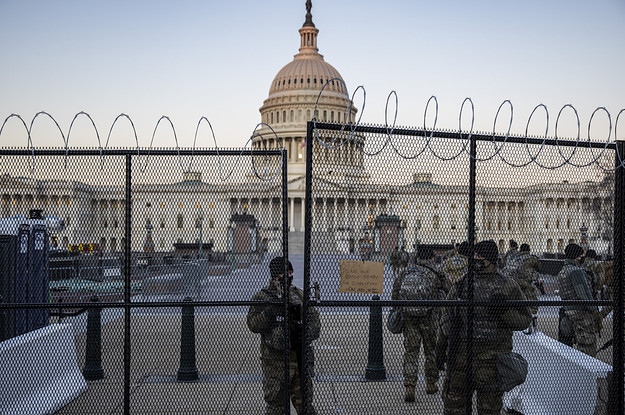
504,331,611,415
0,324,87,415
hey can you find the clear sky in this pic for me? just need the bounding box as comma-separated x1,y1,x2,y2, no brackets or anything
0,0,623,149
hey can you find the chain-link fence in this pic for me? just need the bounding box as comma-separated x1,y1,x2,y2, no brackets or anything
0,148,297,415
303,122,623,414
1,124,623,414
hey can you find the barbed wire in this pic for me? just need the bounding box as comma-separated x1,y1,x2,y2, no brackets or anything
1,88,623,178
312,77,624,170
0,112,284,182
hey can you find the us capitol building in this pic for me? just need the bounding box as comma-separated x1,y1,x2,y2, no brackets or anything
0,2,612,258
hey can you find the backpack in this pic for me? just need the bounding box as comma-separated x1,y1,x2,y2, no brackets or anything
398,267,435,317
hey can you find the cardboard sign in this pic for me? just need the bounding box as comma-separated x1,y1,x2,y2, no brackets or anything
338,260,384,294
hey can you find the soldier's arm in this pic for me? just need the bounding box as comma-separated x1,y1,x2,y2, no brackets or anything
499,280,532,331
247,290,276,333
306,305,321,342
391,272,403,301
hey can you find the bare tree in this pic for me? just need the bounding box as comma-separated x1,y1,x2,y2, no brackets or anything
584,154,614,257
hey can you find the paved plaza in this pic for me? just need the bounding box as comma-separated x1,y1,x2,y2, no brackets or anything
52,256,614,414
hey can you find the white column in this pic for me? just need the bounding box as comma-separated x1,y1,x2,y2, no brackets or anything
300,198,305,232
333,199,337,230
290,198,295,232
343,200,348,230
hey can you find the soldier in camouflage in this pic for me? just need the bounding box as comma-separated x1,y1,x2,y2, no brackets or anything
584,249,606,298
438,240,531,415
502,240,519,269
441,241,470,284
557,244,599,357
392,246,451,401
247,257,321,415
390,246,400,277
517,243,541,315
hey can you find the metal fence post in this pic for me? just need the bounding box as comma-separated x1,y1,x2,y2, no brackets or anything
611,140,624,414
177,297,198,381
365,295,386,380
83,295,104,381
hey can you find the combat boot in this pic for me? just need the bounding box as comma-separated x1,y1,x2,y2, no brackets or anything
404,385,415,402
426,382,438,394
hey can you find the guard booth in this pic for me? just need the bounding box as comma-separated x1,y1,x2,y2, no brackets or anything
0,211,51,341
373,214,402,254
227,213,260,268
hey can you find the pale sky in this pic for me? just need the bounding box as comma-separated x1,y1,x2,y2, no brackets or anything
0,0,623,149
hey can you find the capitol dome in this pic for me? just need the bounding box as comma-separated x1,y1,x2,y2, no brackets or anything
268,48,348,97
253,1,362,185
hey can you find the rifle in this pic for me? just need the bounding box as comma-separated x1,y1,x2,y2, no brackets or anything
289,303,303,377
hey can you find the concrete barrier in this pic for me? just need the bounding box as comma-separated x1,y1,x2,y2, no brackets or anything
504,331,611,415
0,323,87,415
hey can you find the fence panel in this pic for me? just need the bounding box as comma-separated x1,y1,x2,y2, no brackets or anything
305,122,621,414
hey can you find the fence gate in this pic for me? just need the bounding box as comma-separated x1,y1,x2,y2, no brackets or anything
304,121,623,414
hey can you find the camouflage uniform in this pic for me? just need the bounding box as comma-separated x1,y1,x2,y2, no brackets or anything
502,247,519,269
392,262,451,390
557,259,598,357
439,270,531,415
247,282,321,414
390,248,400,277
517,252,540,314
442,254,468,284
584,257,606,296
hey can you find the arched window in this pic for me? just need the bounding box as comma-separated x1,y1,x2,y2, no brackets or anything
111,238,117,252
283,111,286,122
307,110,311,121
546,239,553,253
290,110,294,122
433,215,440,230
177,214,184,229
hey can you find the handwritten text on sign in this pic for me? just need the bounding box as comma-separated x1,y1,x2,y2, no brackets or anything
338,260,384,294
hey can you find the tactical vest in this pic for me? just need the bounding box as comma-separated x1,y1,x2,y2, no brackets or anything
456,272,507,341
262,287,303,351
557,264,582,301
399,266,435,317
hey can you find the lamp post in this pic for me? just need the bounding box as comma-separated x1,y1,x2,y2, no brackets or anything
580,224,589,251
197,207,204,259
